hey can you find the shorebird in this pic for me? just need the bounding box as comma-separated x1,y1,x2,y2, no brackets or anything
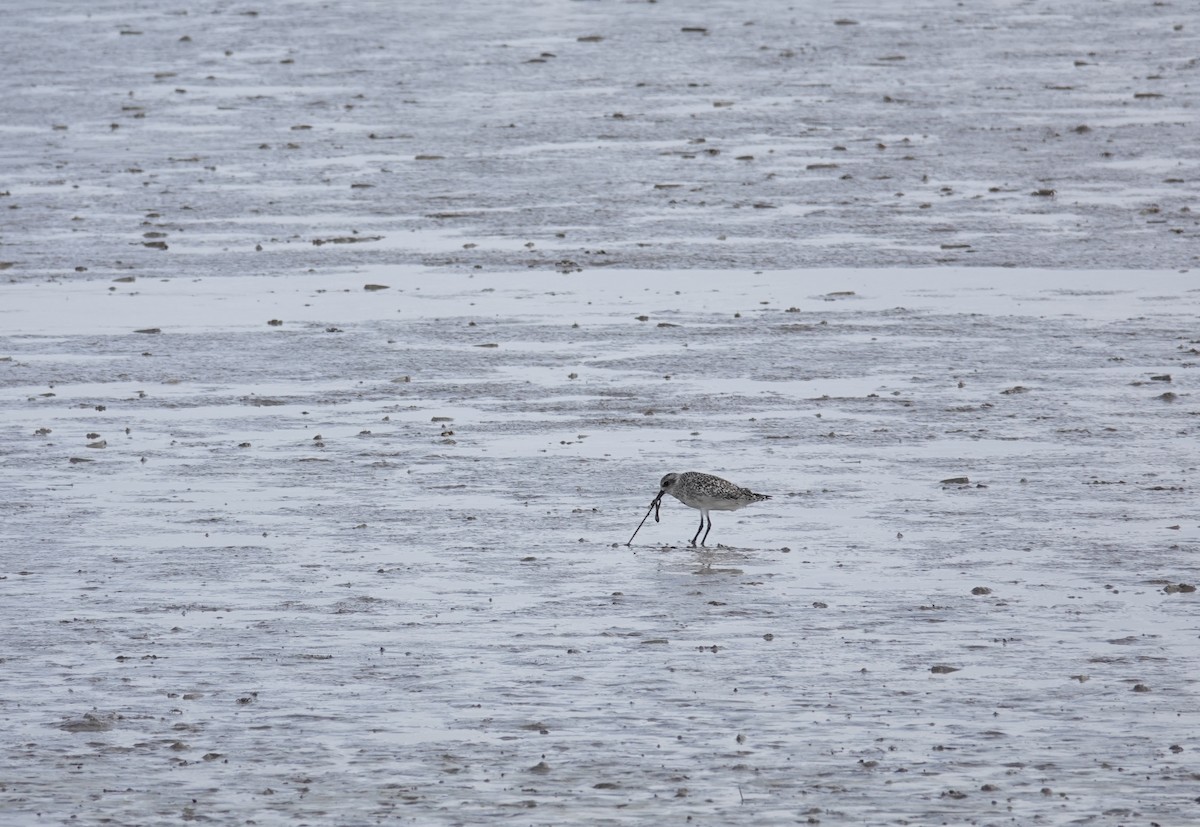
654,471,771,547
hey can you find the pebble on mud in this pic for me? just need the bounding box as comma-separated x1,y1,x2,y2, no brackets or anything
971,586,992,595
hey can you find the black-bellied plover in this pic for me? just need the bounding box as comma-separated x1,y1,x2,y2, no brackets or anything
656,471,771,547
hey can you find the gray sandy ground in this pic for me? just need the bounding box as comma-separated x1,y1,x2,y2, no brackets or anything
2,0,1199,825
0,0,1196,277
2,270,1198,825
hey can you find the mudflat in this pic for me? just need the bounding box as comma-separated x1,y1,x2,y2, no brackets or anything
2,2,1197,825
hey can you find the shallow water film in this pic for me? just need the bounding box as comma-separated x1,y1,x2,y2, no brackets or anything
2,1,1198,826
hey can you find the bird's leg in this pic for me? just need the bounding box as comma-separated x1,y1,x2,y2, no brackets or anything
700,512,713,547
689,511,705,548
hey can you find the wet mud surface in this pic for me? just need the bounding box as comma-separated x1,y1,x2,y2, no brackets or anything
1,0,1197,278
3,0,1200,824
3,269,1199,825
